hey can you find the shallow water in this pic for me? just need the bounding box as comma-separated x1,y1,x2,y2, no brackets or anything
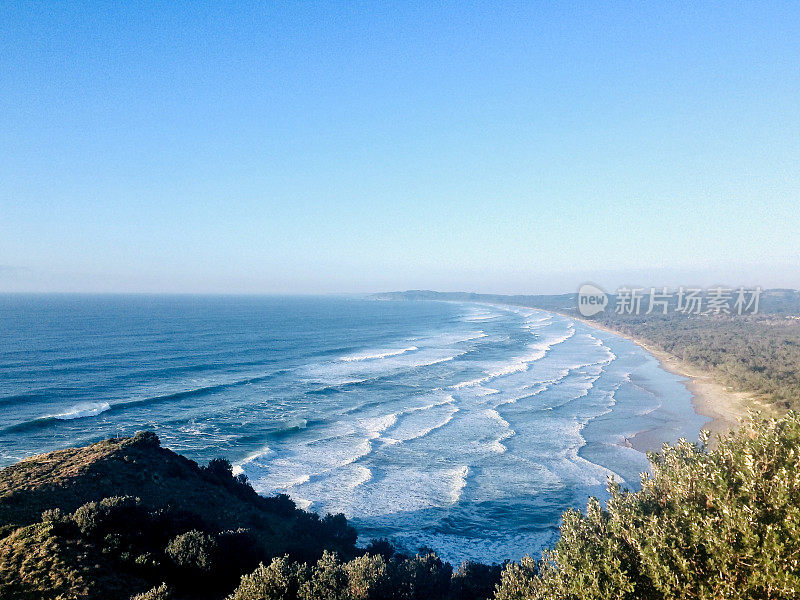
0,295,707,563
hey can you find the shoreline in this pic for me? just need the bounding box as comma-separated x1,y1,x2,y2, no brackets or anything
558,313,768,451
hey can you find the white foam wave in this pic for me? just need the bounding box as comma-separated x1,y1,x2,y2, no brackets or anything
475,387,500,397
423,331,488,345
232,445,274,476
361,413,397,435
448,465,470,502
406,396,455,413
350,465,373,489
52,402,111,420
451,324,575,391
485,409,515,453
339,346,418,362
306,349,466,386
485,408,510,428
294,497,313,510
382,401,459,444
452,377,487,390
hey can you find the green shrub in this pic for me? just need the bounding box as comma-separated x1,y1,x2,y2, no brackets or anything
132,431,161,448
41,508,65,523
494,556,539,600
227,555,309,600
165,529,218,573
71,496,145,537
299,550,351,600
495,412,800,600
448,561,503,600
400,551,452,600
345,553,393,600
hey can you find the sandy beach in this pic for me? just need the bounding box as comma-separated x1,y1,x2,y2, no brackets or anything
564,314,772,452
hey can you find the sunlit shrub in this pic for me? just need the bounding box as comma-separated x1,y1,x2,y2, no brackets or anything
495,413,800,600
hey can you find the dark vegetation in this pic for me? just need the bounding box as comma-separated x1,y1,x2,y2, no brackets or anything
227,549,502,600
3,415,800,599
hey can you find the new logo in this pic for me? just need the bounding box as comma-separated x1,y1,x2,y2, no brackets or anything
577,283,608,316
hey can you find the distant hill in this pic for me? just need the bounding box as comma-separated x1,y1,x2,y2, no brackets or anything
369,290,577,311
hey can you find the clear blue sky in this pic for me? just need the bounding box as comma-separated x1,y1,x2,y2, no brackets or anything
2,2,799,294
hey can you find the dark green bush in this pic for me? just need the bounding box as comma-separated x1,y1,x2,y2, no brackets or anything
132,431,161,448
363,537,398,561
262,493,297,517
448,561,503,600
204,458,234,480
228,549,465,600
214,528,264,588
399,551,453,600
71,496,147,537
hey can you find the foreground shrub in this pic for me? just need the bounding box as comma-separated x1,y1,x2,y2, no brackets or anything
399,551,453,600
300,550,351,600
165,529,218,572
344,553,393,599
449,561,503,600
227,555,308,600
228,548,465,600
496,412,800,600
494,556,539,600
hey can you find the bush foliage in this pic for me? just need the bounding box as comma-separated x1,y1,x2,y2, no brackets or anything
496,412,800,600
227,549,493,600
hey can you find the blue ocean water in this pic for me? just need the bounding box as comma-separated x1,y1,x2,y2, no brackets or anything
0,295,707,563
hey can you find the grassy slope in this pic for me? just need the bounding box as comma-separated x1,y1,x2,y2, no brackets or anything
0,521,147,599
0,434,358,599
0,434,288,539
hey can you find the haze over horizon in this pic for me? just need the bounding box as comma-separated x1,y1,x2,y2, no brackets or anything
2,3,799,295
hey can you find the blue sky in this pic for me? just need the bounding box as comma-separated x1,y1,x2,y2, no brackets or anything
2,2,799,294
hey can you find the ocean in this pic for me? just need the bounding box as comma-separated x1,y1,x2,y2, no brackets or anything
0,294,707,563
